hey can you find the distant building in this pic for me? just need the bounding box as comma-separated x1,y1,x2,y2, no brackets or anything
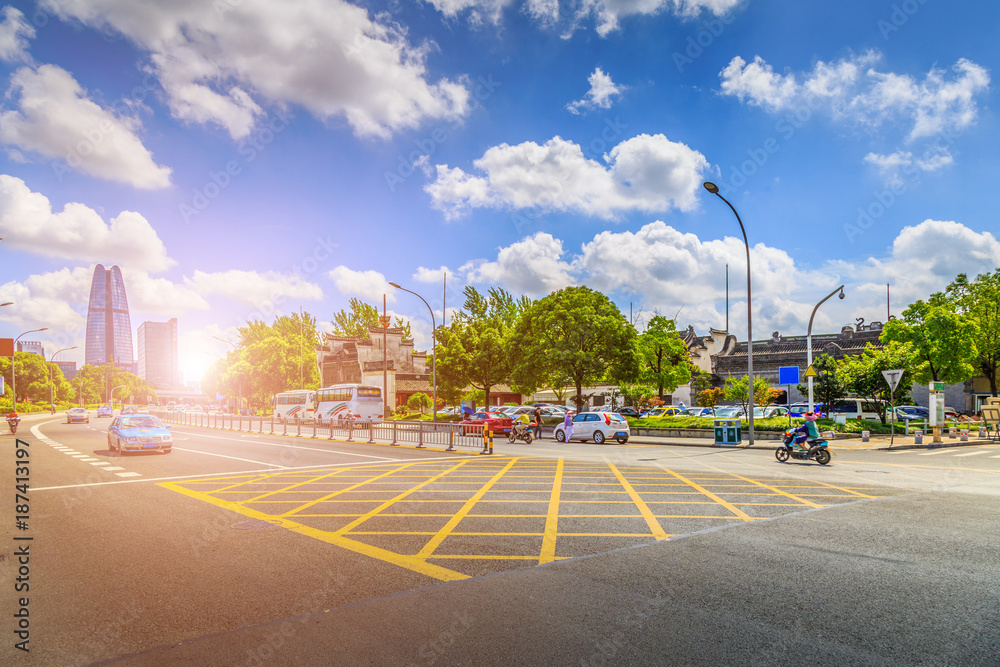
85,264,135,373
54,360,77,381
137,318,179,388
16,340,45,358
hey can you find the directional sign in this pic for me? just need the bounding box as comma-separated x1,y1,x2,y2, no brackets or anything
778,366,800,385
804,365,817,378
882,369,904,392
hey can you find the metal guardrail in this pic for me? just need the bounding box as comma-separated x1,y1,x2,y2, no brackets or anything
156,411,493,453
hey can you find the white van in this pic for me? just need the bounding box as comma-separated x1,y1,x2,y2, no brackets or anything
824,398,881,421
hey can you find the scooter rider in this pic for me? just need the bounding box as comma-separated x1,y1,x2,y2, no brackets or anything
514,411,531,439
793,412,821,449
7,411,20,431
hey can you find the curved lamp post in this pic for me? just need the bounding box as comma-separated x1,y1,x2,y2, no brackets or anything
807,286,846,412
1,302,12,307
49,346,78,411
703,182,756,447
110,384,126,411
389,282,437,422
12,327,48,413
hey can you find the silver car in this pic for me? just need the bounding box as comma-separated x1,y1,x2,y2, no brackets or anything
553,411,630,444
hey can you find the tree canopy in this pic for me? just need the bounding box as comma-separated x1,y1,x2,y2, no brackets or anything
331,298,411,340
881,299,977,386
836,341,914,424
636,316,692,400
943,270,1000,396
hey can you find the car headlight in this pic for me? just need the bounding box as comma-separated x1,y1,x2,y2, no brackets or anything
161,435,172,442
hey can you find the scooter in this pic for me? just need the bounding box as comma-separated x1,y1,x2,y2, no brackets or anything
776,428,831,465
7,415,20,435
508,422,534,444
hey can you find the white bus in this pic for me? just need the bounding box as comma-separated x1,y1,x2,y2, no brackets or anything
313,384,383,423
272,390,316,421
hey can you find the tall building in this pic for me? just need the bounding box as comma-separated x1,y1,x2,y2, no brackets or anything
16,340,45,357
54,361,78,381
137,319,179,388
85,264,135,372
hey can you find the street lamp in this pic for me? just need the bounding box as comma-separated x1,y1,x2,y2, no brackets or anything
212,336,242,414
49,346,77,412
110,384,126,411
806,286,846,413
389,282,437,421
703,182,756,447
11,328,48,413
1,302,12,307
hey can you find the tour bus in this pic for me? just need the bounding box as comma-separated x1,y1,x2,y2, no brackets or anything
272,390,316,421
313,384,383,423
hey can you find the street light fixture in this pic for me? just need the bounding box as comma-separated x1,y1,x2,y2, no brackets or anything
212,336,242,414
703,182,756,447
806,286,846,413
1,302,12,307
49,346,78,412
110,384,126,411
388,282,437,421
11,327,48,413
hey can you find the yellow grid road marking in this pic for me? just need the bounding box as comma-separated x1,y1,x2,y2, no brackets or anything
539,458,565,564
417,458,520,559
802,479,878,499
605,459,668,540
657,467,755,521
728,474,823,508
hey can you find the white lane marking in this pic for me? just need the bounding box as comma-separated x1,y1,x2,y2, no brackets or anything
102,466,125,471
62,451,80,455
90,461,107,465
953,450,988,457
886,450,911,454
30,456,472,491
172,446,289,468
168,428,401,461
115,472,142,478
917,449,960,456
71,454,90,458
79,458,100,462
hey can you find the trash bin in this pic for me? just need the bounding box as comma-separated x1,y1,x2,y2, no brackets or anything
714,419,742,445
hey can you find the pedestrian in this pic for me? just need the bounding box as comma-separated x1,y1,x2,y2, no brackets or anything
562,410,573,442
533,406,543,439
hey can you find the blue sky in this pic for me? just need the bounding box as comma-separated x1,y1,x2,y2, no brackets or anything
1,0,998,383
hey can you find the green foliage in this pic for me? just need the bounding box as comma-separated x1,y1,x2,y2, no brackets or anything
434,286,527,407
0,352,75,408
510,286,639,412
943,270,1000,396
406,392,432,414
67,364,158,406
795,353,846,410
836,341,914,424
881,299,977,385
330,298,411,340
697,387,724,408
617,382,656,409
723,375,773,415
637,316,692,400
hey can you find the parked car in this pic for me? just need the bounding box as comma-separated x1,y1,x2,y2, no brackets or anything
681,407,714,417
459,411,513,435
66,407,89,424
753,406,789,418
106,414,172,455
714,406,745,419
553,411,630,444
616,407,641,418
97,405,113,418
645,406,683,418
895,405,929,421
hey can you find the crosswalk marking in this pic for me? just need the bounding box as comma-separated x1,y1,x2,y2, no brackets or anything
115,472,142,478
953,450,988,457
917,449,960,456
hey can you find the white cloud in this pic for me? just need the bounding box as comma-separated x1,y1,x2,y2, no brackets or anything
0,6,34,63
863,148,953,187
567,67,623,114
0,267,91,334
719,52,990,147
426,133,710,219
40,0,470,140
463,232,575,297
0,175,174,271
185,270,323,308
328,266,396,303
122,269,210,316
413,266,452,284
0,65,172,188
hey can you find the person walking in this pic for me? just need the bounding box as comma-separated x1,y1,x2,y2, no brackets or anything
533,406,543,440
562,410,574,442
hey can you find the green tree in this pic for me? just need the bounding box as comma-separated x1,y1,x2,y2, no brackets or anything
944,270,1000,396
618,382,656,409
510,286,640,412
723,375,772,416
434,286,529,408
0,352,75,408
70,364,158,407
637,316,693,400
836,342,914,424
881,299,977,385
697,387,725,408
330,298,410,340
795,353,846,412
406,392,432,414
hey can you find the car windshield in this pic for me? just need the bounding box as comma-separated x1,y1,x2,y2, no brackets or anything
122,416,162,429
70,408,86,413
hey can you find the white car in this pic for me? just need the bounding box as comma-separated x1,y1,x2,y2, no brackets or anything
553,411,630,445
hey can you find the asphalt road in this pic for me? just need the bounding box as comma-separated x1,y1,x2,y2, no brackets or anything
2,414,999,666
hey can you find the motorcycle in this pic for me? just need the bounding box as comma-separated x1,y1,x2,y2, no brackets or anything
508,422,534,444
7,415,20,435
776,428,831,465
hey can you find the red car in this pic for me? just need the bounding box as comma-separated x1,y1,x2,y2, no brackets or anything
459,411,513,435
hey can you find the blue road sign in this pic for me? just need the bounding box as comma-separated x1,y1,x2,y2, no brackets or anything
778,366,800,385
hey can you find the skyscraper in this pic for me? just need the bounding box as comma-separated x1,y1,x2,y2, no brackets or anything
138,318,179,388
85,264,135,372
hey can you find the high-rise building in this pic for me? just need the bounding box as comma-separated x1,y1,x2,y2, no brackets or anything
54,361,78,381
137,319,179,388
85,264,135,372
